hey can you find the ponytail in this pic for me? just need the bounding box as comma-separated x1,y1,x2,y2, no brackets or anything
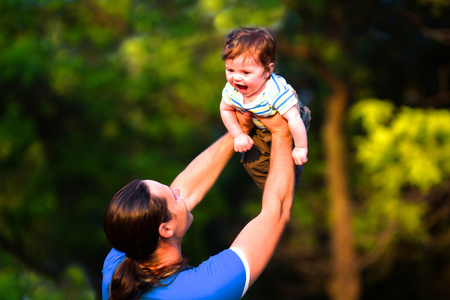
109,258,140,300
109,257,190,300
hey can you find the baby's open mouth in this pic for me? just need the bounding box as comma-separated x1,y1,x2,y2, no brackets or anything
235,84,248,91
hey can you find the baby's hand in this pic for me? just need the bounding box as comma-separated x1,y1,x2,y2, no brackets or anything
234,133,254,152
292,147,308,165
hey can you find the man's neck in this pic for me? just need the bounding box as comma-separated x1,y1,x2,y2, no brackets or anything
150,239,183,269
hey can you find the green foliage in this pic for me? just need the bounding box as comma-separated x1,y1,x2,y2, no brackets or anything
351,99,450,192
0,252,94,300
350,99,450,250
198,0,286,32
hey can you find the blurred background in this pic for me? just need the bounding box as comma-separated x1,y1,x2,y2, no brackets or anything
1,0,449,299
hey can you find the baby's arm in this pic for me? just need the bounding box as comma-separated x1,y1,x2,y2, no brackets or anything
220,98,254,152
282,105,308,165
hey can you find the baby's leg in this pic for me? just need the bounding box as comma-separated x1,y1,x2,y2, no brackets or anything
242,128,303,189
298,101,311,131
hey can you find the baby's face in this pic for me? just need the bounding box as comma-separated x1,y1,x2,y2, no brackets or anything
225,55,273,101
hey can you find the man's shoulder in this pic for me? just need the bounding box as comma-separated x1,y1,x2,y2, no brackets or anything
143,249,247,300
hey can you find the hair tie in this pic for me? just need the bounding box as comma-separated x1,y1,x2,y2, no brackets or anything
125,253,137,260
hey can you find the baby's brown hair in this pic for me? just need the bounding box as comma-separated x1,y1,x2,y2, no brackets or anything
221,26,276,73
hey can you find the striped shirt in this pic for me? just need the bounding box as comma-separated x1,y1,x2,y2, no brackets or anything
222,73,298,130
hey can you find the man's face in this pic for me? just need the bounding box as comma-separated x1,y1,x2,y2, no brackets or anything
144,180,193,240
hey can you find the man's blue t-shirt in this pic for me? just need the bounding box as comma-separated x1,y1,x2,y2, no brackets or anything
102,247,250,300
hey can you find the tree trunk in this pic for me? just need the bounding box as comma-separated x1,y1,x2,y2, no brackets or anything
322,82,360,300
278,37,360,300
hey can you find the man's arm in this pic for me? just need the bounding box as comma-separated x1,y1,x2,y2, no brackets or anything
230,113,295,286
170,133,234,212
170,111,254,212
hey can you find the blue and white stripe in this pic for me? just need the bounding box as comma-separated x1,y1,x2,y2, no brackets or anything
222,73,299,130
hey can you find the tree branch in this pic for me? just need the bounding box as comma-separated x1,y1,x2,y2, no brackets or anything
406,11,450,46
357,223,397,270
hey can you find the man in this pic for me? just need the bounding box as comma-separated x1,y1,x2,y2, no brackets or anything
102,112,295,299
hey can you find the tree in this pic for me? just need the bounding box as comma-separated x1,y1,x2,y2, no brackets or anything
274,1,450,299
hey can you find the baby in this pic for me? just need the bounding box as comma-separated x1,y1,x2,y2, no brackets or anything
220,26,309,167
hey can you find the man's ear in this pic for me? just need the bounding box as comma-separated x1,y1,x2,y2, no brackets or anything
268,63,274,74
159,222,174,239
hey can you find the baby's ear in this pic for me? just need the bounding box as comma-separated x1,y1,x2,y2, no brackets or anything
268,63,274,73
